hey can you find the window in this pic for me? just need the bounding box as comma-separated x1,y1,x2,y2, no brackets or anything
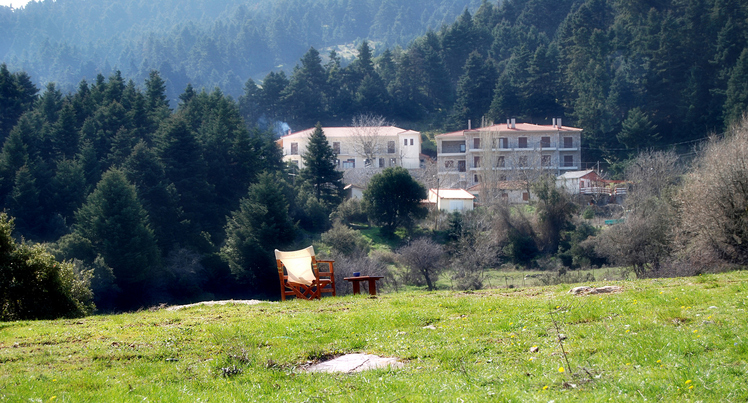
404,139,408,146
563,155,574,167
541,155,551,167
541,137,551,148
458,160,466,172
290,142,298,155
332,142,340,154
342,159,355,169
496,156,505,167
500,138,508,149
518,156,528,167
522,192,529,201
388,141,395,153
459,143,466,152
518,137,528,148
473,156,480,168
390,158,397,167
563,137,573,148
445,160,455,169
499,175,507,181
473,138,480,149
335,159,340,168
379,158,385,168
474,174,479,183
410,138,414,146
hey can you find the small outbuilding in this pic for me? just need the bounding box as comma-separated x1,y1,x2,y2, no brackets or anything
344,184,365,200
427,188,475,212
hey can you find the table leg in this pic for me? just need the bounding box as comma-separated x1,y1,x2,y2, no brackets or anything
368,279,377,295
352,281,361,295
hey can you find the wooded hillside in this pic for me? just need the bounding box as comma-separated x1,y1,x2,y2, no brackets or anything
0,0,482,99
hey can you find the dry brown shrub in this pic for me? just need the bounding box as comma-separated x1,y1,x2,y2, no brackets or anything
677,117,748,265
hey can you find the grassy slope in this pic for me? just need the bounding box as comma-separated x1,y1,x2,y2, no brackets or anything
1,272,747,402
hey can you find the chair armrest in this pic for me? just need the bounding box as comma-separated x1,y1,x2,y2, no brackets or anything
317,260,334,273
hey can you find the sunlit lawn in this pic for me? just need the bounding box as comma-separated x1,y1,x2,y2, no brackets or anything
1,271,747,401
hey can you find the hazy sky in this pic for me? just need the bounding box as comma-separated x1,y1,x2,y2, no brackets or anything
0,0,33,8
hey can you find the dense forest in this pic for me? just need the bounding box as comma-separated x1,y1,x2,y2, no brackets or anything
0,0,483,99
2,0,748,313
239,0,748,167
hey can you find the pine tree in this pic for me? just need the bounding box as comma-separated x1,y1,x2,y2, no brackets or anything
724,49,748,127
122,141,184,253
52,103,79,159
617,107,660,150
9,164,44,238
50,158,87,222
74,168,160,308
155,116,213,237
452,51,497,129
299,123,344,210
145,70,170,112
222,172,295,292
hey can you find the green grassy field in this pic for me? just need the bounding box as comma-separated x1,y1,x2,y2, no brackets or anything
1,271,747,402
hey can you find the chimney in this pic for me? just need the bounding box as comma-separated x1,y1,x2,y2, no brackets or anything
557,118,562,129
468,119,471,130
552,118,557,128
511,118,516,129
507,119,511,129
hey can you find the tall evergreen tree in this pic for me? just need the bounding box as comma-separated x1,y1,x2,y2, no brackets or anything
222,172,295,292
52,103,80,159
74,168,160,309
724,48,748,127
452,51,497,129
122,141,184,253
299,123,344,209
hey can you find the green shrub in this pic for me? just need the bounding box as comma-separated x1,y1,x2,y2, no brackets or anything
331,198,368,225
1,213,94,321
320,221,371,258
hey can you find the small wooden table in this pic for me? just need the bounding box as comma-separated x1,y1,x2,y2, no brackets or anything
343,276,384,295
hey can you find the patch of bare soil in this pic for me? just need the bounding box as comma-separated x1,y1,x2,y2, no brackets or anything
165,300,272,311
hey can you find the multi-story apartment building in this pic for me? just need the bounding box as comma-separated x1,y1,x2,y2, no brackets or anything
435,119,582,188
280,126,421,170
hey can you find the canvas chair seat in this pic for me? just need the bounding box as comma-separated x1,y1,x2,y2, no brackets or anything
275,246,336,301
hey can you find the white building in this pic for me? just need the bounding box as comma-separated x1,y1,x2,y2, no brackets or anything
467,181,534,204
279,126,421,170
435,119,582,189
427,188,475,212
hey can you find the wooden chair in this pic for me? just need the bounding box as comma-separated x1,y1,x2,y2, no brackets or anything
275,246,336,301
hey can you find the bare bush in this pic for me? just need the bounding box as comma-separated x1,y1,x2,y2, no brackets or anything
594,150,682,277
350,114,392,166
624,149,682,211
448,209,501,290
533,176,577,254
677,118,748,265
332,252,393,295
494,205,538,267
398,238,445,291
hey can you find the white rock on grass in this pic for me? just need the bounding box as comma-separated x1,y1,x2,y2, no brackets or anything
306,354,403,373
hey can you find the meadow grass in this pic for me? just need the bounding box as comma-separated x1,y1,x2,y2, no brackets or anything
1,271,747,402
